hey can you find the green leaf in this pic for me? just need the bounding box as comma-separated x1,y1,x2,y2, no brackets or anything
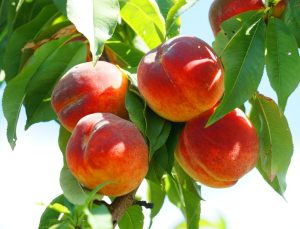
212,30,229,56
58,125,71,165
155,0,174,18
0,27,8,70
147,142,176,183
156,0,181,38
208,13,266,125
118,205,144,229
125,87,147,135
84,205,112,229
66,0,120,62
0,0,8,28
176,217,227,229
213,11,259,54
221,11,260,40
24,41,86,129
145,108,172,157
147,180,165,225
2,37,69,149
60,166,88,205
53,0,67,15
49,203,71,215
175,163,201,229
105,39,145,67
38,194,74,229
165,123,184,173
12,0,43,30
3,4,58,81
283,0,300,46
84,182,108,207
165,0,198,36
0,70,5,85
266,17,300,110
163,174,183,210
250,94,293,196
120,0,165,49
33,19,71,42
48,222,74,229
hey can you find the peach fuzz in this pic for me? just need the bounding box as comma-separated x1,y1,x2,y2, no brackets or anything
66,113,149,197
51,61,128,132
137,36,224,122
175,108,259,188
209,0,265,35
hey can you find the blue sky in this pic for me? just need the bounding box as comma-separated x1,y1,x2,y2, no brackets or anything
0,1,300,228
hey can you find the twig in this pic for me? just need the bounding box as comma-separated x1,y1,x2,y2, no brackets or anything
108,189,138,228
133,200,154,209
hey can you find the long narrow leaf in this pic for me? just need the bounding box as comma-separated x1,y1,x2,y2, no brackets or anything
208,13,266,125
2,37,69,149
250,94,293,196
266,17,300,110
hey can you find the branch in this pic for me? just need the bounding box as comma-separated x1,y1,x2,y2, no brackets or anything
108,189,138,227
93,189,154,227
133,200,154,209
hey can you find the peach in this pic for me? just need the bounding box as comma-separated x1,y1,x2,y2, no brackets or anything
175,108,259,188
66,113,149,197
51,61,128,131
209,0,265,35
137,36,224,122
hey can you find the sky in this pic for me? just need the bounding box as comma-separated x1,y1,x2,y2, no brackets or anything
0,1,300,229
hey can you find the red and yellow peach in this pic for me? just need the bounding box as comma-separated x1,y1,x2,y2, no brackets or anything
175,108,259,188
66,113,149,196
51,61,128,131
137,36,224,122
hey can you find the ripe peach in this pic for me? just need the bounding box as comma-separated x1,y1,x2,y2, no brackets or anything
175,108,259,188
209,0,265,35
51,61,128,131
137,36,224,122
66,113,149,197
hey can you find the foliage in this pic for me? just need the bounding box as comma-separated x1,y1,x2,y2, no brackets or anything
1,0,299,228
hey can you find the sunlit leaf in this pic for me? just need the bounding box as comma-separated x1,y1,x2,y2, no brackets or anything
266,17,300,110
67,0,120,62
38,194,74,229
120,0,165,49
165,0,198,36
105,39,145,67
250,94,293,196
208,13,265,125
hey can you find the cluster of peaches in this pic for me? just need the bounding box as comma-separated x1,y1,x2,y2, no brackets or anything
51,0,288,197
